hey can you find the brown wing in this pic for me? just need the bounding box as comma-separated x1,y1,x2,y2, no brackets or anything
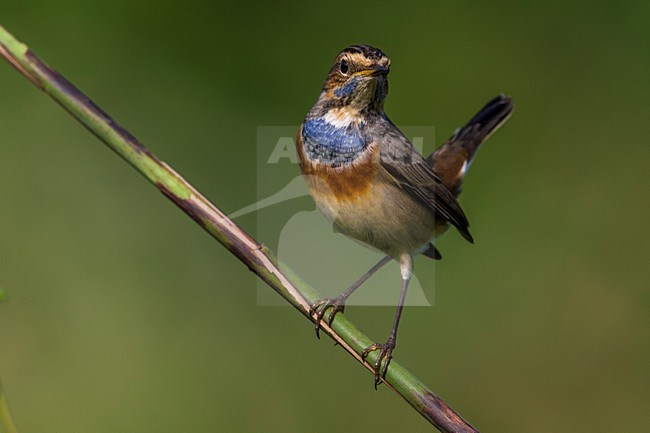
379,150,474,243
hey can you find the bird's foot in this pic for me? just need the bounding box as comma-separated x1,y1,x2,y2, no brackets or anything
361,335,396,389
309,295,347,339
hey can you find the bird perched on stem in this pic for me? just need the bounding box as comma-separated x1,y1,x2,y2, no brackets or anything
296,44,513,387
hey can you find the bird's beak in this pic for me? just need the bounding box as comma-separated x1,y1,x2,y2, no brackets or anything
354,64,389,77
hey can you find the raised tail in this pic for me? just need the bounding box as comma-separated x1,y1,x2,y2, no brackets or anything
428,94,514,196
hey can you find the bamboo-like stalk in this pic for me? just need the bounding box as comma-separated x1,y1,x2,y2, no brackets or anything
0,25,479,433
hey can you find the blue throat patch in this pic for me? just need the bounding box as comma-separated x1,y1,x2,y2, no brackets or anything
302,117,366,166
334,77,360,98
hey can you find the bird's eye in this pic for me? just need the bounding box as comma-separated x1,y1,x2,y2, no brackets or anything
339,60,349,75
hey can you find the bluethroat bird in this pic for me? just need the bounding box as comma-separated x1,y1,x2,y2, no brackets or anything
296,45,513,387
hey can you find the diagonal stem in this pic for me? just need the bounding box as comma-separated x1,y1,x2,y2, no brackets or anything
0,24,479,433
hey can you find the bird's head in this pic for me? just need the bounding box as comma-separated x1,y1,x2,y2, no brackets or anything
320,45,391,112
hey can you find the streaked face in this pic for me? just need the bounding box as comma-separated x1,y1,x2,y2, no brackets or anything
323,45,391,109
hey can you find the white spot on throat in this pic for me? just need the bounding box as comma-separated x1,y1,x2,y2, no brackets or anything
323,109,358,128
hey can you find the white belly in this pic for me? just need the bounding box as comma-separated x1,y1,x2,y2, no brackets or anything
310,180,441,258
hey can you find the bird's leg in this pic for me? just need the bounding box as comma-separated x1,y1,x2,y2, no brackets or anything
310,255,392,338
362,254,412,388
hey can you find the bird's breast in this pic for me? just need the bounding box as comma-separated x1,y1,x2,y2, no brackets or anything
297,133,378,203
301,115,367,167
297,132,442,256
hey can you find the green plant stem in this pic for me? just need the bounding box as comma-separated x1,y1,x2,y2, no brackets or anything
0,25,479,433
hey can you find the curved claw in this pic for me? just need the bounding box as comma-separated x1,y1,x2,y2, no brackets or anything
361,343,382,360
309,296,346,339
309,299,327,317
361,337,396,388
327,303,344,325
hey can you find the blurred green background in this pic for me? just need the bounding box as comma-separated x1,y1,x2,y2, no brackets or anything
1,1,648,432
